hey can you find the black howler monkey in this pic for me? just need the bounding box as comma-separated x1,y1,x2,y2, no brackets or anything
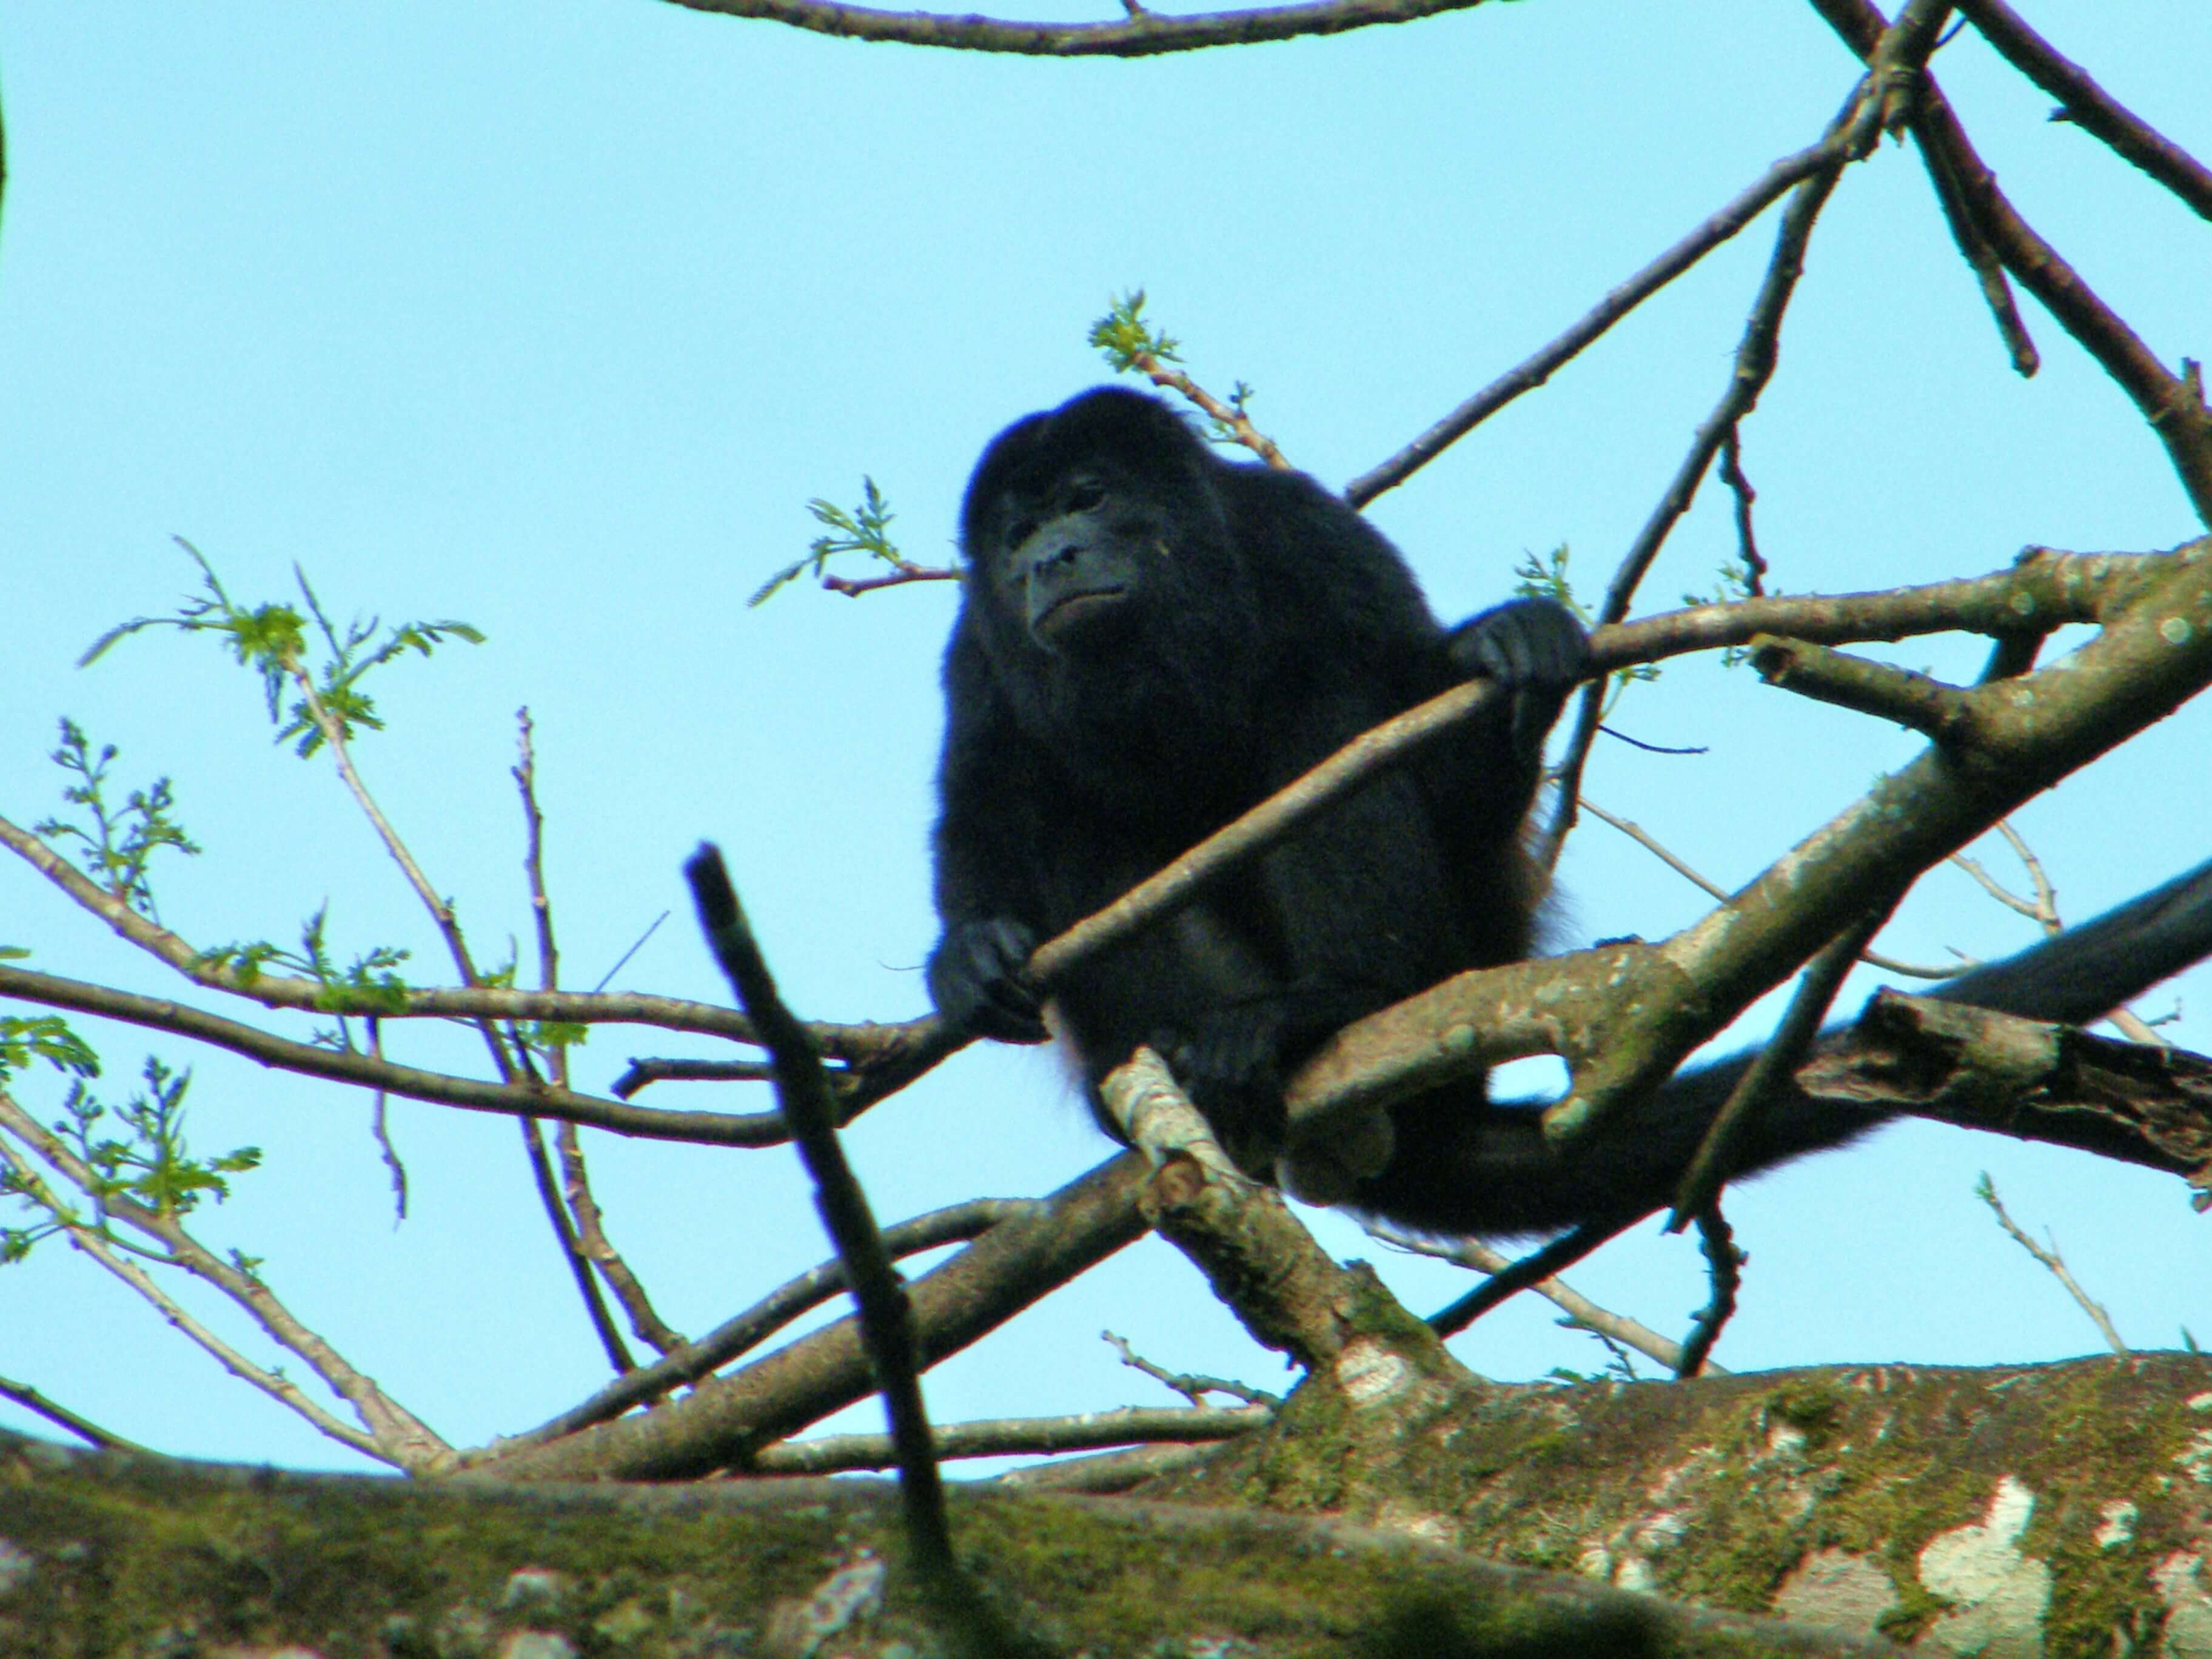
927,386,2212,1239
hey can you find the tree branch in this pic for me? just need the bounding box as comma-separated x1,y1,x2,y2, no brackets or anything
656,0,1495,58
1952,0,2212,222
749,1403,1269,1475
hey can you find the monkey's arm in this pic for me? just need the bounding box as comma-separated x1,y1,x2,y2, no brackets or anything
1352,854,2212,1241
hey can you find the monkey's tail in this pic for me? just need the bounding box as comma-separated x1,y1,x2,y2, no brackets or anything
1354,854,2212,1242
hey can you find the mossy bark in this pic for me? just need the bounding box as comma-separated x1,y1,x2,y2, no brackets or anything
8,1353,2212,1657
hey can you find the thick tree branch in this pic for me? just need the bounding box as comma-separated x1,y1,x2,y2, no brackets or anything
471,1153,1150,1482
500,1198,1030,1452
1031,546,2165,1001
1284,541,2212,1145
1800,993,2212,1191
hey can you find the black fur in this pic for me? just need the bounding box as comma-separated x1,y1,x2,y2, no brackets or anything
928,386,1586,1205
927,386,2212,1239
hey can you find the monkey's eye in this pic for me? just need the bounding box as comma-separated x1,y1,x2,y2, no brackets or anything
1004,513,1040,549
1062,480,1105,514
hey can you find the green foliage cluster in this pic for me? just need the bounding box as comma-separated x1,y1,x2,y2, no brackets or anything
0,1013,99,1088
1683,552,1767,668
749,477,907,605
82,537,483,757
35,719,200,920
1090,289,1260,446
1087,287,1180,374
1,1056,261,1265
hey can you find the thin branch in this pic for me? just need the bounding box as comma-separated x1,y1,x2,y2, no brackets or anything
0,1373,155,1454
612,1057,777,1095
1,805,935,1063
1427,1216,1638,1337
1917,124,2041,375
287,663,508,1075
365,1016,407,1222
0,962,816,1147
519,1114,636,1373
821,562,959,597
1955,822,2169,1046
685,845,956,1581
657,0,1497,59
1994,819,2058,927
1373,1226,1718,1376
1580,797,1957,978
514,709,682,1358
499,1198,1029,1450
1717,427,1767,592
0,1110,408,1465
1667,907,1892,1228
1809,0,2212,523
1128,357,1289,468
1975,1172,2129,1353
748,1404,1270,1475
1675,1207,1743,1378
1953,0,2212,221
1347,136,1845,506
1103,1330,1281,1406
1541,137,1862,865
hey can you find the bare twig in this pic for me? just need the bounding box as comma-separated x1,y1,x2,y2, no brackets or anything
1717,427,1766,592
1975,1172,2128,1353
1675,1207,1743,1378
656,0,1498,59
1428,1216,1639,1337
685,845,956,1580
749,1403,1270,1475
1954,0,2212,221
612,1057,777,1094
518,1114,636,1373
365,1016,407,1222
513,710,684,1358
1580,797,1957,978
0,1095,450,1469
0,1373,155,1454
1372,1226,1719,1375
1103,1330,1281,1406
822,561,959,597
500,1198,1030,1450
1127,356,1289,468
1667,907,1892,1228
1952,823,2169,1045
1347,135,1846,506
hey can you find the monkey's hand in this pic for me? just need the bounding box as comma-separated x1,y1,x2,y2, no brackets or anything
1446,597,1592,760
1157,1006,1295,1179
927,917,1051,1043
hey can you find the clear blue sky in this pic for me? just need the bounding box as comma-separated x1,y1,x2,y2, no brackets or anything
2,0,2208,1473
